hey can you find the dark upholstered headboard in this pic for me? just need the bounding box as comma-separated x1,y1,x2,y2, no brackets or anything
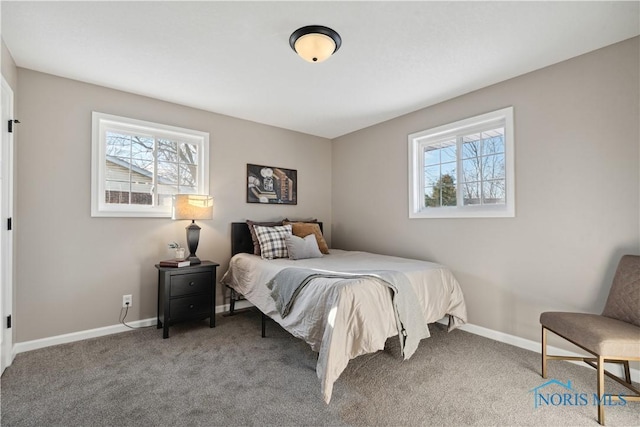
231,222,323,256
231,222,255,256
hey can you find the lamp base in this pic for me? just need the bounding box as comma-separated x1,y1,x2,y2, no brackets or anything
185,221,202,265
187,256,201,265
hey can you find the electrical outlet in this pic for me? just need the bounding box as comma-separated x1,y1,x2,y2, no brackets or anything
122,294,132,308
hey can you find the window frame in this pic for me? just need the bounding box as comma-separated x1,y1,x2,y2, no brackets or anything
91,112,210,218
408,107,515,219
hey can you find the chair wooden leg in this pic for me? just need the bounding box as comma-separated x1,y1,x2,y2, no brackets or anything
541,326,548,379
623,360,631,384
597,355,605,426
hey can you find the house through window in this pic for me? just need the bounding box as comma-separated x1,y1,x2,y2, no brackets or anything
92,112,209,217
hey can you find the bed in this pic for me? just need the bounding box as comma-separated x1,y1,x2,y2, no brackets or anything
220,222,467,402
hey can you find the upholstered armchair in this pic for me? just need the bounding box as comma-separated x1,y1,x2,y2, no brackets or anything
540,254,639,425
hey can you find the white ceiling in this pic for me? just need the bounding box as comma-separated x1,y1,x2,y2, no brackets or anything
2,1,639,139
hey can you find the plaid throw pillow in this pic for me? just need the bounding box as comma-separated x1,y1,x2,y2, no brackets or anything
246,220,283,255
253,224,292,260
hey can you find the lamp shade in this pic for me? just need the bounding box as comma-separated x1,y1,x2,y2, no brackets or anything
171,194,213,220
289,25,341,63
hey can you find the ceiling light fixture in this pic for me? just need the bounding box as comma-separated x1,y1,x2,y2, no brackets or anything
289,25,342,63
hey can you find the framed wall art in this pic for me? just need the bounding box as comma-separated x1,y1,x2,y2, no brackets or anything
247,163,297,205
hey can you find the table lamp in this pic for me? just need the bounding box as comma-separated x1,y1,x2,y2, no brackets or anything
171,194,213,265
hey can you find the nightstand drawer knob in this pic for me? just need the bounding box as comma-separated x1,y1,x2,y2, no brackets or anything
189,304,194,309
189,281,195,286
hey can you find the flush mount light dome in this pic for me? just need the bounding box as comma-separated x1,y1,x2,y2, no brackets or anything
289,25,341,63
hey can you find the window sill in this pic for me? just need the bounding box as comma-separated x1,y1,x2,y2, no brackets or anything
409,205,515,219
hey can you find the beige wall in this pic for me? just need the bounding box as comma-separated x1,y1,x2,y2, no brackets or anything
16,69,331,342
332,37,639,349
12,37,640,349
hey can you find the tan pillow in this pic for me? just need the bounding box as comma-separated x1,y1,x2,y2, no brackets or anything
283,221,329,254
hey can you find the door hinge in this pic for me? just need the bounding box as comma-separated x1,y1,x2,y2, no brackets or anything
7,217,11,231
6,315,11,329
7,119,20,133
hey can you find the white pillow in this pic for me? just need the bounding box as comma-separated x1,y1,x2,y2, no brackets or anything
285,234,323,260
254,224,292,260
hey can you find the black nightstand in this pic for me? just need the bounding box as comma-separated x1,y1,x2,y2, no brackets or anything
155,261,219,339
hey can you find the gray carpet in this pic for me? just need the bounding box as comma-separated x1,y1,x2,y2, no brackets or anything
1,310,638,426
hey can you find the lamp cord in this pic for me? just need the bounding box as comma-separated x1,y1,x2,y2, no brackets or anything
119,305,155,330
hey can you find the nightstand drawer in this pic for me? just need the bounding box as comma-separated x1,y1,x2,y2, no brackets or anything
170,295,210,318
170,272,212,297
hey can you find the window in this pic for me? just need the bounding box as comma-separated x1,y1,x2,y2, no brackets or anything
408,107,514,218
91,112,209,217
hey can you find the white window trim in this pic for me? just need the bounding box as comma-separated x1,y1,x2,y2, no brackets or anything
91,112,210,218
408,106,515,219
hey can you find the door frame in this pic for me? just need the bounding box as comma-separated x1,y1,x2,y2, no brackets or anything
1,76,15,373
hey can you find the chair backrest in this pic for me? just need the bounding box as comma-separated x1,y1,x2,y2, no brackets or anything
602,255,640,327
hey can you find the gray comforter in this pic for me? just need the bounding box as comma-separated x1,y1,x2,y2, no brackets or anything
267,267,430,360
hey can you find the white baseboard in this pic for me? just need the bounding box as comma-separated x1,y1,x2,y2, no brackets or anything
13,300,257,355
438,318,640,383
11,310,639,384
223,299,254,312
14,317,158,354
